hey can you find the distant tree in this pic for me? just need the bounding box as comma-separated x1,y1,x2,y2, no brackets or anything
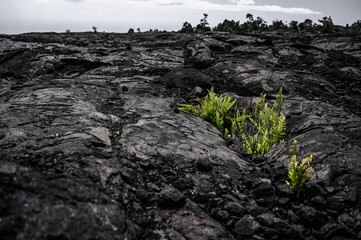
180,22,194,33
246,13,254,22
260,21,269,31
213,19,241,32
271,19,287,31
289,21,299,31
304,19,313,30
196,13,211,32
201,13,209,27
210,14,357,35
239,23,249,32
298,22,305,30
253,16,267,31
318,16,334,33
128,28,135,34
351,20,361,28
242,13,254,32
215,14,360,34
240,13,268,32
299,19,313,31
137,28,141,33
66,29,71,33
351,20,361,31
92,26,98,33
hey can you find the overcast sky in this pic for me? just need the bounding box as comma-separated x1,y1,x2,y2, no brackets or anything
0,0,360,34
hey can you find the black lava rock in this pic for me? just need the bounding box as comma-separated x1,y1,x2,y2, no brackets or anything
158,186,186,208
159,67,212,90
196,158,213,172
296,206,328,229
233,214,261,237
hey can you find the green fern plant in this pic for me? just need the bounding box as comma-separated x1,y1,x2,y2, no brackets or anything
179,87,285,154
286,140,313,195
241,88,286,155
179,87,237,138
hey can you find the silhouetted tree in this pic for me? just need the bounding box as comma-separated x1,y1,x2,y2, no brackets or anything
240,13,268,32
242,13,254,32
180,14,355,35
298,22,305,30
349,20,361,33
351,20,361,28
289,21,299,31
246,13,254,22
304,19,313,30
271,20,287,31
260,20,269,31
350,20,361,33
299,19,313,31
254,16,267,31
128,28,135,34
318,16,334,33
180,22,194,33
92,26,98,33
196,13,211,32
213,19,241,32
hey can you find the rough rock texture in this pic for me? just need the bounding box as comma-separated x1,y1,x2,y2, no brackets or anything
0,31,361,239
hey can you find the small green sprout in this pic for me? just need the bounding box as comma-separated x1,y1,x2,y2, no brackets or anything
286,140,313,195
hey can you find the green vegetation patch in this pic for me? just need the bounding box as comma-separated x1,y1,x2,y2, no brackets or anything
179,87,286,155
241,89,286,155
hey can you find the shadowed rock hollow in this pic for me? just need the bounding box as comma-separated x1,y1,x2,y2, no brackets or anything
0,31,361,240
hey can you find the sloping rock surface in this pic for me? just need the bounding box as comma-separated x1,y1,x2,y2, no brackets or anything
0,31,361,239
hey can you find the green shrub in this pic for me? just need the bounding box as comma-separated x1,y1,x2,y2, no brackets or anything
179,87,237,138
286,140,313,195
241,89,286,155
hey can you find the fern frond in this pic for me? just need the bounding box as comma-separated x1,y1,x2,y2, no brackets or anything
289,140,298,157
179,104,198,115
286,141,313,195
179,87,239,140
224,128,230,140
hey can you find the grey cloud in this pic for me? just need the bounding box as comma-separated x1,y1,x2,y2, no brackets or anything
158,2,183,6
199,0,254,4
200,0,228,4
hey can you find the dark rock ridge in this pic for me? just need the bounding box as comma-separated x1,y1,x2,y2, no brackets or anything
0,31,361,239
